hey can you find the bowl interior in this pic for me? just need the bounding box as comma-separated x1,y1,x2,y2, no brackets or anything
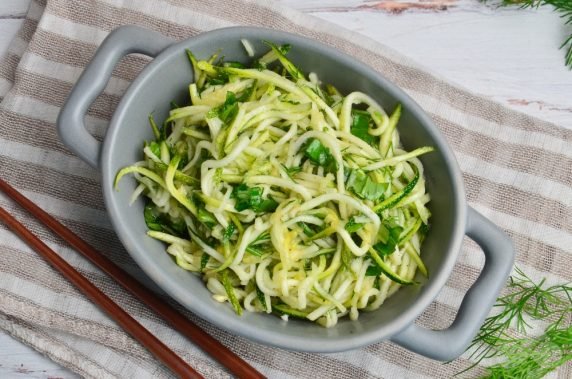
102,28,466,352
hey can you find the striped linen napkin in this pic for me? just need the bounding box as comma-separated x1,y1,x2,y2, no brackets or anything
0,0,570,378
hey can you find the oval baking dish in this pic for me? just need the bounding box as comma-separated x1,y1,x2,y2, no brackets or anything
57,25,515,361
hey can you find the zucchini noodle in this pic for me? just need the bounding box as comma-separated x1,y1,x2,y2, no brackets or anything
116,41,433,327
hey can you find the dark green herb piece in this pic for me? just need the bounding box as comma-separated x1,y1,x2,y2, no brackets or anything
232,183,278,213
304,138,332,166
351,110,377,146
345,216,364,233
219,91,239,124
237,81,256,102
298,222,317,237
420,222,430,236
303,138,337,173
200,253,210,271
256,198,279,213
366,262,383,278
143,203,188,238
345,168,387,202
143,203,164,232
370,225,403,263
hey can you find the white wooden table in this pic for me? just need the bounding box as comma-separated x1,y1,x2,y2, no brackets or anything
1,0,570,377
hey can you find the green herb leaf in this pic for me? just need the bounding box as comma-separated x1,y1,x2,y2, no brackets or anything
351,110,377,146
365,261,383,277
200,253,210,271
345,216,364,233
232,184,260,212
367,225,402,276
143,203,163,232
345,169,387,201
143,203,188,238
304,138,331,166
232,184,278,213
257,198,279,212
237,81,256,102
303,138,337,173
219,91,239,124
298,222,317,237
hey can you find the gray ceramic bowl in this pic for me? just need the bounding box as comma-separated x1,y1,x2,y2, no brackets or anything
58,25,515,361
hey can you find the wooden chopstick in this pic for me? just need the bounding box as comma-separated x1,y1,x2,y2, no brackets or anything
0,206,203,379
0,179,265,379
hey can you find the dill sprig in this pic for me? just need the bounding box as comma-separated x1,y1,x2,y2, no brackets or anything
484,319,572,378
458,267,572,378
489,0,572,68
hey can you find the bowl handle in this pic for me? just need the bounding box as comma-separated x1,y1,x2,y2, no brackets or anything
57,26,175,168
390,206,515,361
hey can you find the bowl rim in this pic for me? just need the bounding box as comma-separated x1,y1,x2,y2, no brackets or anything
101,26,467,353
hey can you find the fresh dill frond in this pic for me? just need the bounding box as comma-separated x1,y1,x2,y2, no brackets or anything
457,267,572,378
484,318,572,378
488,0,572,68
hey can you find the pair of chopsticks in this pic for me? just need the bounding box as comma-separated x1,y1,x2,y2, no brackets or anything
0,178,265,379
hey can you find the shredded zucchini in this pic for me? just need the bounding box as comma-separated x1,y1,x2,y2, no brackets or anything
115,42,433,327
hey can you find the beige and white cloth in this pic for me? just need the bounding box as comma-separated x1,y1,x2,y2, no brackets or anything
0,0,570,378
